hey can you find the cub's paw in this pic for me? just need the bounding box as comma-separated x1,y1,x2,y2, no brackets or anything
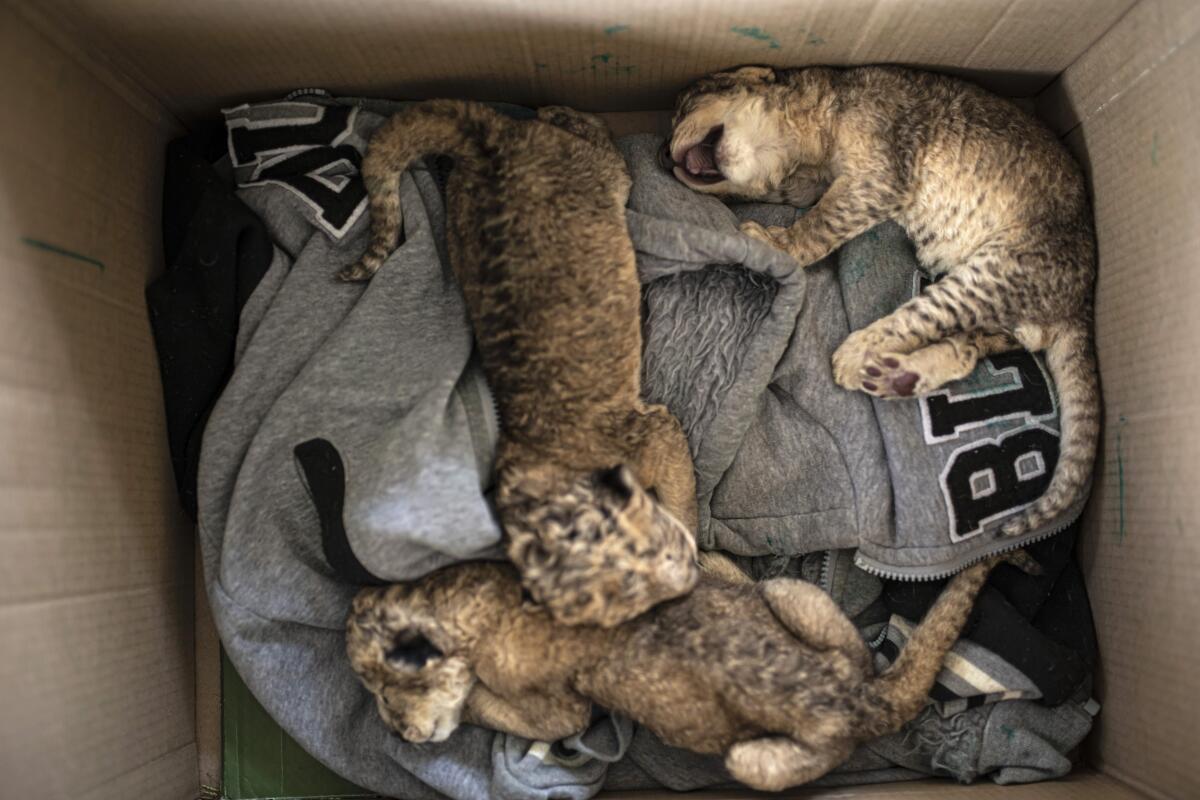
739,220,792,250
337,260,379,282
859,352,923,398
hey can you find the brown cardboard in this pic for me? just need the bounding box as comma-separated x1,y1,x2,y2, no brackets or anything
1036,2,1200,798
43,0,1133,122
0,4,193,800
4,0,1199,798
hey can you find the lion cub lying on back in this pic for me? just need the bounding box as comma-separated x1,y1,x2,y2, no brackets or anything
664,66,1098,539
347,551,1035,791
341,100,698,627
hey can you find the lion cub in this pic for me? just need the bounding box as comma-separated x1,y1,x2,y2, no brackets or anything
347,551,1036,791
664,66,1098,537
341,100,698,627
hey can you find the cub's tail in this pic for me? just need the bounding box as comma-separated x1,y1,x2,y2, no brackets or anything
857,551,1037,738
338,100,510,281
1001,324,1100,537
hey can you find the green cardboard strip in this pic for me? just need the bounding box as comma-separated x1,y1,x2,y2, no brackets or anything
222,650,378,799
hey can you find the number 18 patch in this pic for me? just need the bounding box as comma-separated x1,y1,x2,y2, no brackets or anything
912,273,1061,541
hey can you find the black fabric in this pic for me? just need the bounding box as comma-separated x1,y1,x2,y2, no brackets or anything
1033,558,1100,671
881,523,1096,706
294,438,386,586
147,125,273,519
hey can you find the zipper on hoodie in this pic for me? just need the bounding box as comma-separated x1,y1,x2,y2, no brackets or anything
853,503,1085,582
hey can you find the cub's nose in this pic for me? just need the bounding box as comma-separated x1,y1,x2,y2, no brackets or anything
657,140,675,172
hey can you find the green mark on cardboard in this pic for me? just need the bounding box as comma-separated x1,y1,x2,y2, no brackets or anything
20,237,105,271
732,26,781,49
1151,131,1160,166
604,24,630,36
592,53,613,63
1116,414,1128,541
534,62,550,70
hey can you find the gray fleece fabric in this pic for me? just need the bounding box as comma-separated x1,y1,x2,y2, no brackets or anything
198,97,1085,798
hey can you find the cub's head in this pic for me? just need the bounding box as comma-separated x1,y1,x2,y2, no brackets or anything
346,581,477,743
662,65,835,204
500,464,699,627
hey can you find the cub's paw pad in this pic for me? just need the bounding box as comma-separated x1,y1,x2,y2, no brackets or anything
860,353,922,398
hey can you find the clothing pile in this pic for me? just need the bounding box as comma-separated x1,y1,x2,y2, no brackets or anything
149,93,1099,799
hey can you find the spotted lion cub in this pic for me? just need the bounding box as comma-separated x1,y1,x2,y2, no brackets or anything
347,551,1038,791
663,66,1098,538
341,100,698,626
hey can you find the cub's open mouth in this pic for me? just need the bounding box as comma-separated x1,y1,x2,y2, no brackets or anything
672,124,725,184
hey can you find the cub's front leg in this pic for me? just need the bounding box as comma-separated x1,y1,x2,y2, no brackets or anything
463,683,591,742
740,175,897,266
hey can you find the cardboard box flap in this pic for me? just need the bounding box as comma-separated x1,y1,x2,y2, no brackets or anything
1040,1,1200,798
47,0,1133,122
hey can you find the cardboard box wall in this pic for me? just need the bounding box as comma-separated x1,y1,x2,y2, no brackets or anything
1,0,1196,797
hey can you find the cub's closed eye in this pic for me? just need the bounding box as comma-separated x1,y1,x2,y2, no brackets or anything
386,631,443,668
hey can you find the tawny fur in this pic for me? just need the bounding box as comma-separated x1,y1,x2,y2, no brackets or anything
664,66,1099,537
346,551,1036,791
341,100,699,627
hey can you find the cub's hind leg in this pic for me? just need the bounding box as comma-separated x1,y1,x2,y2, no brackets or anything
760,578,871,673
832,272,1005,394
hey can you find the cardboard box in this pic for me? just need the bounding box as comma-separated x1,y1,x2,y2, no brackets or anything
1,0,1196,797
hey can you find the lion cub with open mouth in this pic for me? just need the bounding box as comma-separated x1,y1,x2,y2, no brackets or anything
663,65,1098,538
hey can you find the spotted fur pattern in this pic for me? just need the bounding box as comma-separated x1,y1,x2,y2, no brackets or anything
341,100,698,626
346,551,1037,791
665,66,1099,537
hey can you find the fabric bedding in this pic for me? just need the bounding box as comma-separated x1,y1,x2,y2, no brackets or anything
146,93,1099,798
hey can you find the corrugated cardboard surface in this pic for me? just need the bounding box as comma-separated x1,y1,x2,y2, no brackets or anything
0,5,192,800
45,0,1134,122
7,0,1198,798
1037,2,1200,798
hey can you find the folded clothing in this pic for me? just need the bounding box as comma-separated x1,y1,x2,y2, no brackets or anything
179,95,1097,799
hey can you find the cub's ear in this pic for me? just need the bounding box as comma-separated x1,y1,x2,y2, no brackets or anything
729,65,778,84
385,629,443,669
595,464,637,503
